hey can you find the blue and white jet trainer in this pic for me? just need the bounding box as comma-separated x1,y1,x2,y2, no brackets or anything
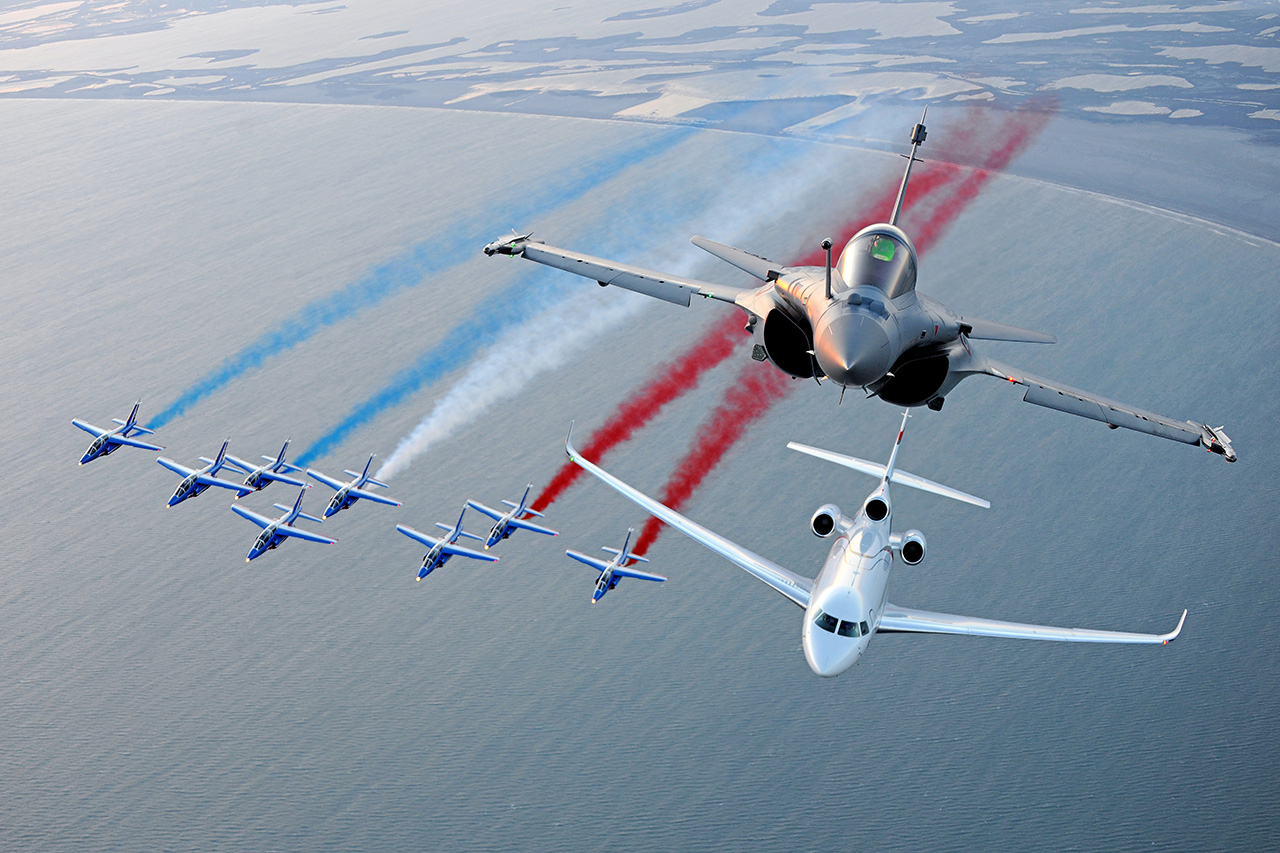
565,417,1185,677
467,485,558,549
230,486,336,561
157,439,254,506
567,527,666,603
221,439,308,496
396,506,498,581
306,455,402,518
73,401,163,465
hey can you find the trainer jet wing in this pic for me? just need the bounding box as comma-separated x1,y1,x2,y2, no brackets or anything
157,438,254,506
73,401,163,464
397,506,498,580
222,439,309,493
466,484,558,549
231,486,336,561
566,527,667,603
306,454,402,518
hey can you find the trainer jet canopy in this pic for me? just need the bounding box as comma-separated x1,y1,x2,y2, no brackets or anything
467,484,558,549
566,527,666,603
231,486,335,561
306,455,402,518
157,438,254,506
396,506,497,581
222,439,307,495
73,401,163,465
565,419,1185,677
487,113,1235,463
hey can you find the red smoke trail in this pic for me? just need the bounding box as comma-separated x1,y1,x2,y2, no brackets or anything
530,313,742,512
631,106,1055,555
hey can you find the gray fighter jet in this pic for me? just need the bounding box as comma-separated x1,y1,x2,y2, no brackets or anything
487,114,1235,462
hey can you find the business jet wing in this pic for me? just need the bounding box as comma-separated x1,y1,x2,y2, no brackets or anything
981,356,1235,460
348,486,401,507
273,523,337,545
878,603,1186,644
465,500,504,521
231,504,275,530
489,236,745,307
566,427,813,608
507,517,557,536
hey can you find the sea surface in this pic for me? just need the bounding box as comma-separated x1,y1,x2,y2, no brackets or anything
0,2,1278,849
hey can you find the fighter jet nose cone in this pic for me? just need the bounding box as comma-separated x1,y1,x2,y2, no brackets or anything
814,310,892,387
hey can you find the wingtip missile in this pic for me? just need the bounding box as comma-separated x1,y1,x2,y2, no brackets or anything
1198,423,1236,462
484,231,532,257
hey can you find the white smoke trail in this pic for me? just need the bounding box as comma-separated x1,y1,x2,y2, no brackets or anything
377,288,645,479
376,145,847,480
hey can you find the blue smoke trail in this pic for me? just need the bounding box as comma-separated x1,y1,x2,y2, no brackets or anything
150,128,691,429
294,265,569,466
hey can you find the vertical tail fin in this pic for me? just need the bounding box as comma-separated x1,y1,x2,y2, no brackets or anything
213,438,230,472
358,454,375,485
889,107,928,227
518,483,533,515
275,439,291,468
454,506,468,535
125,401,140,428
619,527,634,563
287,485,307,522
883,410,911,485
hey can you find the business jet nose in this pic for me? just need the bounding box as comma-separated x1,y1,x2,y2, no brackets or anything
803,631,863,678
813,311,891,387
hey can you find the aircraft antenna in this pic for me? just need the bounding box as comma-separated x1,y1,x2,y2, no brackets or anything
823,238,833,299
889,107,928,227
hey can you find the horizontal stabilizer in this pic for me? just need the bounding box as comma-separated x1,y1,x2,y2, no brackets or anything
366,477,390,489
786,442,989,509
960,316,1056,344
434,522,455,533
601,546,649,564
879,603,1186,644
113,418,156,435
263,456,305,473
458,530,484,542
690,235,782,282
273,504,321,523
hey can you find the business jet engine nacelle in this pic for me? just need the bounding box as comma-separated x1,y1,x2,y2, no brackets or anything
810,503,844,538
889,529,927,565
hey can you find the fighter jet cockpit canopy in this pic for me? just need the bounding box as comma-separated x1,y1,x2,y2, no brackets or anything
835,225,918,299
